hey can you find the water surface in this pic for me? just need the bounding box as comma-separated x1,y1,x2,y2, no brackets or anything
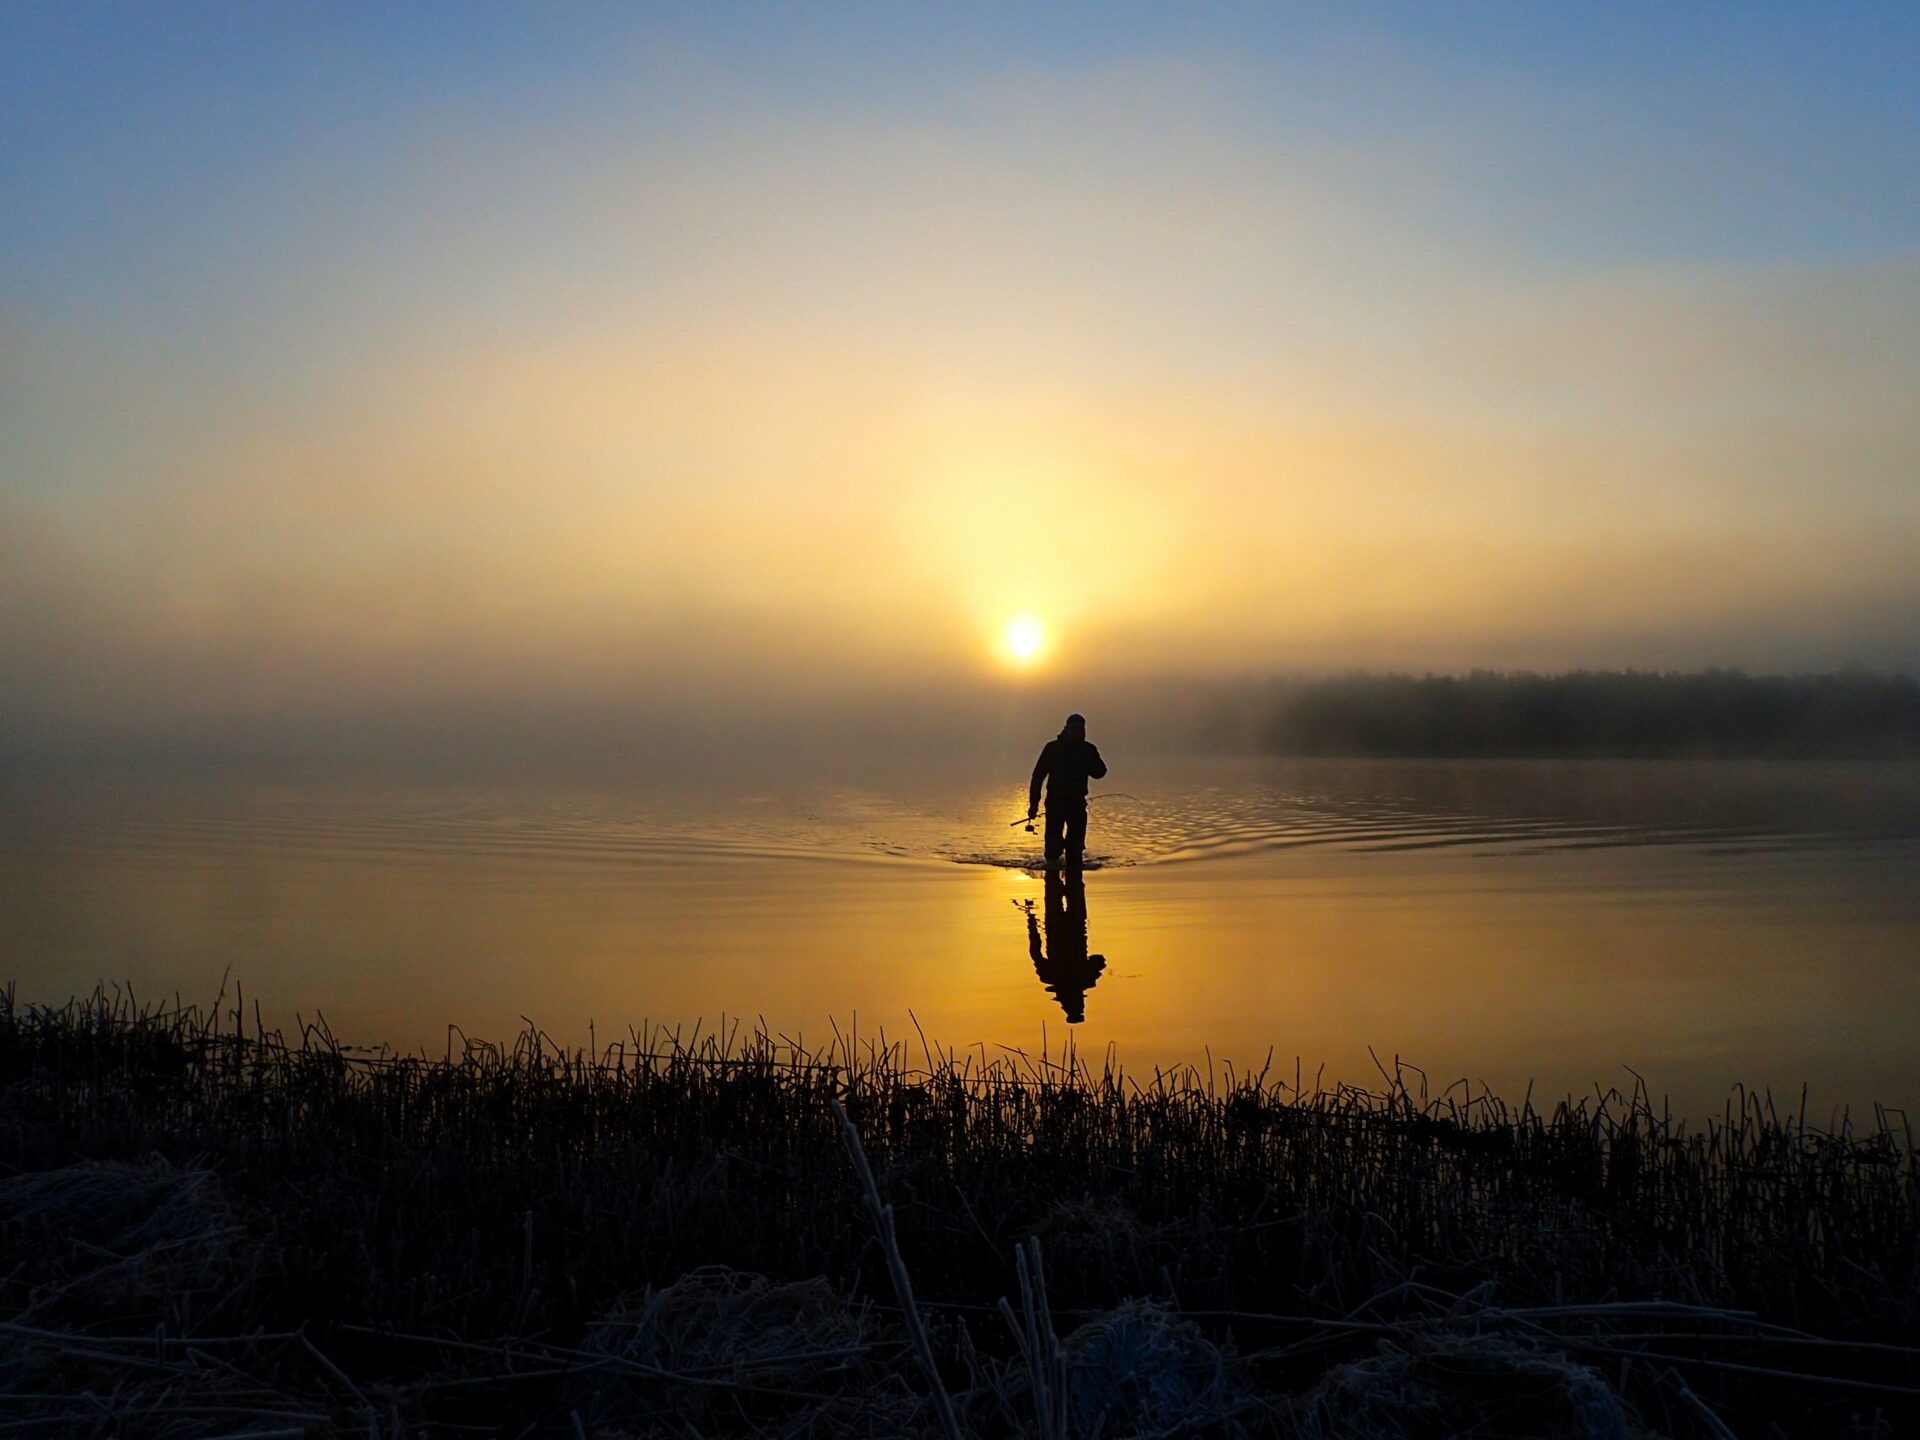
5,758,1917,1118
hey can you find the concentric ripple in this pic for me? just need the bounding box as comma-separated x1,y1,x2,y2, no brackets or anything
5,760,1916,875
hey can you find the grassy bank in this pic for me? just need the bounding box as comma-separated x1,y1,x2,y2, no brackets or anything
2,987,1915,1438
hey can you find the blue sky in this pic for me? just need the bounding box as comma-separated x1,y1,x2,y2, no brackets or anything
7,3,1915,305
3,3,1918,740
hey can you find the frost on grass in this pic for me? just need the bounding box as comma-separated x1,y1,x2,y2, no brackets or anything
1064,1300,1241,1436
0,1158,261,1319
1304,1334,1639,1440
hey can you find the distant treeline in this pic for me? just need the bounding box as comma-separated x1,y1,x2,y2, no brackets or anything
1246,669,1920,758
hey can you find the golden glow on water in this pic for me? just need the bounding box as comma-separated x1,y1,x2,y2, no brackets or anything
10,838,1917,1117
6,763,1920,1116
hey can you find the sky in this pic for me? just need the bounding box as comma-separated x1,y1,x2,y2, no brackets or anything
3,3,1918,756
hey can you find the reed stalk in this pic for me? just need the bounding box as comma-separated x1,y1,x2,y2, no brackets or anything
2,982,1914,1437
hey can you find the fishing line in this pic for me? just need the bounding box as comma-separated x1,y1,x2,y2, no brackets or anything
1008,793,1146,827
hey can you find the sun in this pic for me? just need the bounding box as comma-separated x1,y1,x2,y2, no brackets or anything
1001,614,1048,666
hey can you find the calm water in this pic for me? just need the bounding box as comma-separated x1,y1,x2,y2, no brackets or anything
5,758,1918,1118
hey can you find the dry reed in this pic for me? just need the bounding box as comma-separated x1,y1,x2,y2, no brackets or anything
1,983,1914,1437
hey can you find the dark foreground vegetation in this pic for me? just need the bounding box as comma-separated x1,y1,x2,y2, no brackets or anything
1226,670,1920,758
3,988,1916,1439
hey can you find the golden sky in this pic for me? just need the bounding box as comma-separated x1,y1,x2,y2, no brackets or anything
3,9,1917,743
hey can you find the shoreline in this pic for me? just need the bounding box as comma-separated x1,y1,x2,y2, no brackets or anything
4,986,1916,1437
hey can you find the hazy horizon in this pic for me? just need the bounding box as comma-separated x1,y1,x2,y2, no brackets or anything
2,667,1912,784
6,5,1918,758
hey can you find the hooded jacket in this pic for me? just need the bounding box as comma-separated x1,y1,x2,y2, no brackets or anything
1029,736,1107,813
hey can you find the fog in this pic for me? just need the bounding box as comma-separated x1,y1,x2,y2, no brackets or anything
5,8,1919,772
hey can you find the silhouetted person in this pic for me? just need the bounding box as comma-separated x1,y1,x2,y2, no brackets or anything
1027,712,1107,869
1024,870,1107,1023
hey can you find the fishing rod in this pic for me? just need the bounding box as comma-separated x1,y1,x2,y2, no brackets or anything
1007,793,1141,827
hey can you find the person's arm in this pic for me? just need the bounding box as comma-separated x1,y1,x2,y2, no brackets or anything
1028,742,1053,816
1086,743,1107,780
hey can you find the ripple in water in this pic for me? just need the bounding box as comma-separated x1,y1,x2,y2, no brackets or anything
5,760,1916,874
905,762,1920,871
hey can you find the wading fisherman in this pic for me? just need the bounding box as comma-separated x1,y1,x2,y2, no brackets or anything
1027,712,1107,869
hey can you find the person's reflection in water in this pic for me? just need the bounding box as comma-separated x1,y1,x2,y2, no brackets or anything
1022,870,1107,1023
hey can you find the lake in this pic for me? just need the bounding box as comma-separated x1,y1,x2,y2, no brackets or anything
5,757,1917,1119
